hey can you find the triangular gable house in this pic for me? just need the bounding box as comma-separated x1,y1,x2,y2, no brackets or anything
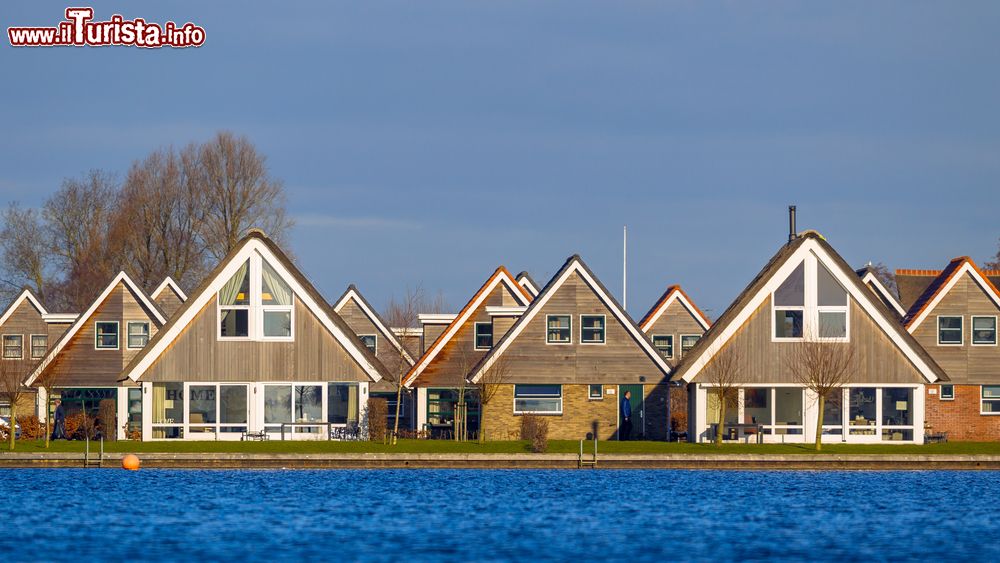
119,230,389,440
673,231,946,444
855,266,906,319
638,285,712,363
150,276,188,318
469,255,672,440
516,271,540,298
0,289,75,409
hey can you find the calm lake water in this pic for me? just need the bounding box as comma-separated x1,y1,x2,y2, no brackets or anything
2,469,998,561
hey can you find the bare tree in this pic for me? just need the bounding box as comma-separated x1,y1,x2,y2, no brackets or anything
868,262,898,298
0,359,32,451
0,203,56,305
784,332,856,451
986,238,1000,270
701,345,744,446
195,131,293,261
473,355,511,444
382,286,423,445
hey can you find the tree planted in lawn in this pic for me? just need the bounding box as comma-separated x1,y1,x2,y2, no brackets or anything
784,329,856,451
701,344,744,446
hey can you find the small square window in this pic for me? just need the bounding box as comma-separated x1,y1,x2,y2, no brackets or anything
982,386,1000,414
220,309,249,338
263,310,292,338
818,311,847,339
652,335,673,359
972,317,997,345
938,316,963,345
359,335,377,354
940,385,954,400
474,322,493,350
589,384,603,399
774,310,804,339
546,315,571,344
30,335,47,359
95,322,119,349
2,335,23,359
680,334,701,356
127,322,150,349
581,315,605,344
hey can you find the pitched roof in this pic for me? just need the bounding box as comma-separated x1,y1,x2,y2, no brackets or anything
150,276,187,302
515,271,540,297
120,230,389,383
855,266,906,318
672,232,947,384
24,272,167,386
902,257,1000,330
469,255,672,383
638,285,711,333
403,266,532,388
0,288,48,327
333,284,416,366
896,266,1000,312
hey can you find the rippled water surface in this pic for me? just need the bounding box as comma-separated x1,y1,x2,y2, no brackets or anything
3,469,999,561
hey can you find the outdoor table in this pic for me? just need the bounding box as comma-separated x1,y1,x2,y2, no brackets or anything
711,423,764,444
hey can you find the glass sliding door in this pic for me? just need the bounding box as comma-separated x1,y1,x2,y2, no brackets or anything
264,385,293,435
328,383,359,425
848,388,877,436
881,388,913,441
822,389,845,437
151,383,184,439
294,385,323,434
188,385,217,435
219,385,248,434
773,388,803,436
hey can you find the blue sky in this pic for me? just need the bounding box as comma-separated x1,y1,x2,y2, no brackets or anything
2,2,999,319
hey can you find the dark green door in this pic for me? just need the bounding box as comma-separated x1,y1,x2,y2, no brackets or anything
618,385,644,440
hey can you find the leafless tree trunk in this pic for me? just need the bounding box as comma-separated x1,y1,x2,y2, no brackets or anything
0,359,32,451
383,286,422,446
701,345,744,446
784,332,856,451
474,356,510,443
195,131,293,261
0,203,55,304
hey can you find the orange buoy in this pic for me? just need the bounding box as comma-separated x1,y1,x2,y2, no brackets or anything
122,454,141,471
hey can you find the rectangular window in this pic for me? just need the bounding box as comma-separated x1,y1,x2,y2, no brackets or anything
474,322,493,350
546,315,571,344
680,334,701,356
982,386,1000,414
972,316,997,345
848,387,877,435
263,310,292,338
151,382,184,439
219,259,251,338
818,311,848,339
328,383,360,424
2,335,23,359
580,315,606,344
774,310,804,339
95,322,119,349
589,384,603,400
514,384,562,414
30,335,47,359
359,335,377,354
652,335,673,359
127,321,150,349
940,384,954,400
220,309,249,338
938,316,963,345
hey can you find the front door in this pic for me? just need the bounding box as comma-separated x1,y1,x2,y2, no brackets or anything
618,385,644,440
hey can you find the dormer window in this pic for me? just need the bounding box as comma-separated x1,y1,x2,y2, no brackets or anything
773,258,849,341
219,253,294,341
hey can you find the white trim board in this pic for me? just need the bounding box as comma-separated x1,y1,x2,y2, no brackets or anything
25,271,166,386
859,270,906,318
151,276,188,302
639,288,711,333
334,286,415,366
0,289,47,327
121,238,385,383
906,261,1000,332
678,238,943,385
470,257,672,384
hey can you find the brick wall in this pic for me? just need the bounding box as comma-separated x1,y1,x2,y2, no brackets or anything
925,385,1000,441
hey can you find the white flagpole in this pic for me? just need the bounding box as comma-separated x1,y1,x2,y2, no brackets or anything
623,225,627,310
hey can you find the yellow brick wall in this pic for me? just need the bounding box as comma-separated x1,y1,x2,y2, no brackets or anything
482,384,624,441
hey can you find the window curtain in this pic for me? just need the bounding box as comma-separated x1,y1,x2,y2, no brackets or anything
348,385,359,424
153,384,166,423
220,260,250,305
261,260,292,305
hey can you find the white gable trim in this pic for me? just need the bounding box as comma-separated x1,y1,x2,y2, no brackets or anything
906,262,1000,332
0,289,48,327
517,277,540,297
151,276,188,302
122,239,383,383
334,288,415,366
860,271,906,317
639,290,711,333
679,239,942,384
470,260,672,384
25,272,166,386
404,271,530,388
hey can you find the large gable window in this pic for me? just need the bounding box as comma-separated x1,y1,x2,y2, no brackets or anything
817,263,848,339
774,261,805,339
773,258,850,341
218,254,295,341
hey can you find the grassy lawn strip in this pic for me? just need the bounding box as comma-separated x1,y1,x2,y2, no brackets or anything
4,440,1000,455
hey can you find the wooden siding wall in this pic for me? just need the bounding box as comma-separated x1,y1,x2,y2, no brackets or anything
644,300,707,361
415,284,520,387
155,290,184,318
337,298,409,393
910,273,1000,384
140,296,370,382
493,272,665,385
421,324,447,354
47,322,72,344
0,300,49,383
41,284,159,387
696,295,926,384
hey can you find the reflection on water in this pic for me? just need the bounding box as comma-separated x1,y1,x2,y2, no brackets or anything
2,469,998,561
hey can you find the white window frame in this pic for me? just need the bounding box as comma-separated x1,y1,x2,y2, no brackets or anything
262,382,328,436
126,321,151,350
937,315,963,346
588,384,604,400
29,334,47,359
473,322,493,350
971,315,997,346
981,385,1000,415
771,257,851,343
939,384,955,401
2,334,23,360
187,383,251,438
94,321,120,350
651,334,674,359
217,253,295,342
580,314,606,345
545,314,572,345
513,384,563,415
679,334,701,357
358,334,378,355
